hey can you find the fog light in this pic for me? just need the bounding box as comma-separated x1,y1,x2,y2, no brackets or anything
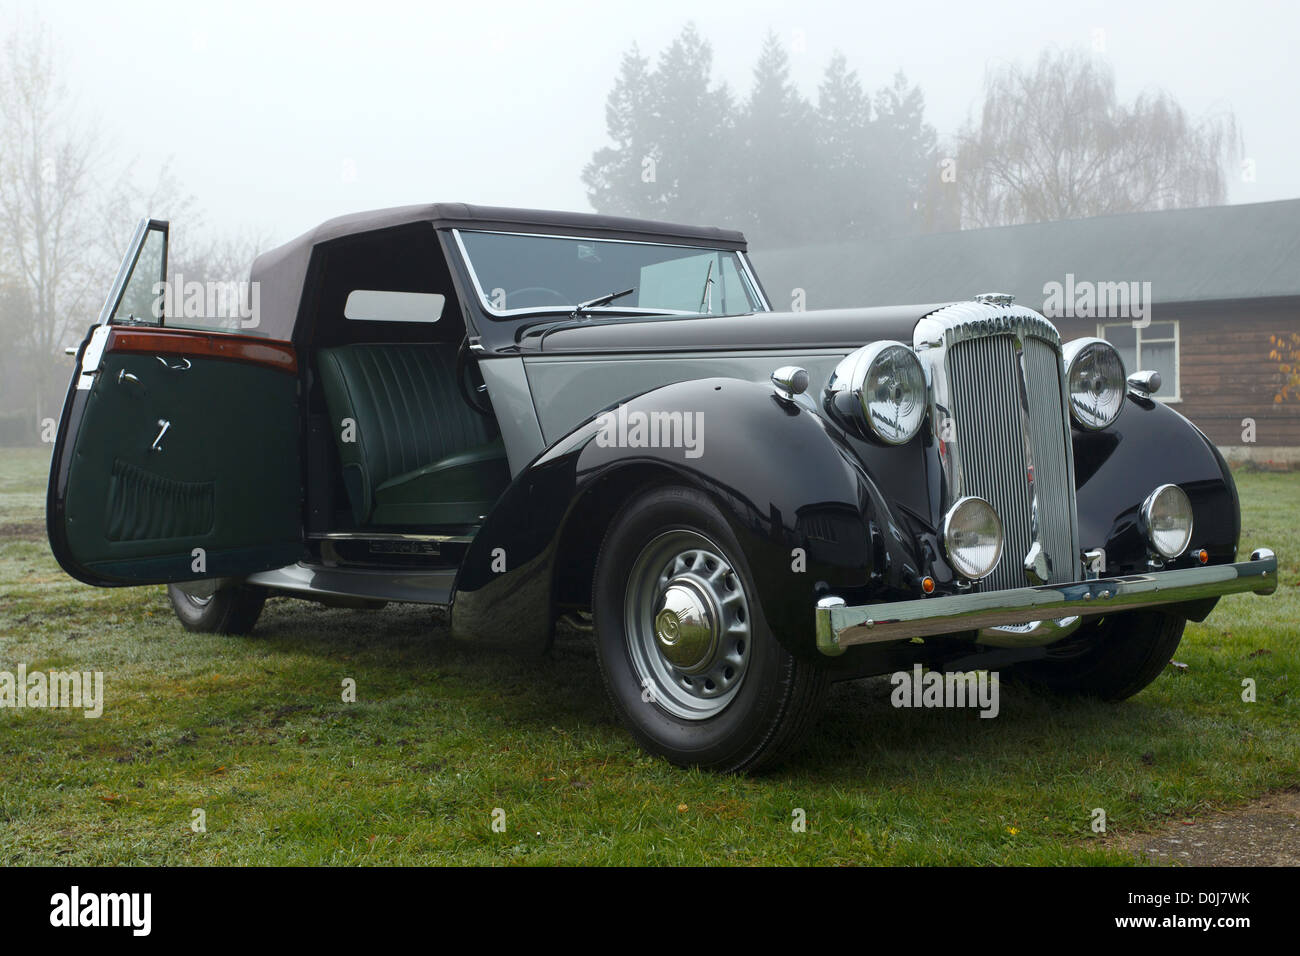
1141,484,1194,559
942,496,1003,581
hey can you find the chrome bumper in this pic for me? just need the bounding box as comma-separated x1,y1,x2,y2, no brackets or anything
815,547,1278,656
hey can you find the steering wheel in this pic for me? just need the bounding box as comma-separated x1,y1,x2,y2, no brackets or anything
456,336,494,417
503,286,569,309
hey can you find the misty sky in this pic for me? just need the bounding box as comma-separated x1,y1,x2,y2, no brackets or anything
5,0,1297,251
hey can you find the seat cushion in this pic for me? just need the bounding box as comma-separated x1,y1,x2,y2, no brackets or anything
317,343,507,525
372,437,510,526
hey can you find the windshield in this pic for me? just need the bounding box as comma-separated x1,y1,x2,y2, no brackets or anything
456,230,764,317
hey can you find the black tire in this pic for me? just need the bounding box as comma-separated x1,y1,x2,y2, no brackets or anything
1009,610,1186,700
167,583,268,635
592,485,828,773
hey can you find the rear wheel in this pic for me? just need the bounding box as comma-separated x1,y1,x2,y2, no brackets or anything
1009,610,1186,700
592,485,827,773
167,582,267,635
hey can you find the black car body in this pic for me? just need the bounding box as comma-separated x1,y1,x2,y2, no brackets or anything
47,204,1279,770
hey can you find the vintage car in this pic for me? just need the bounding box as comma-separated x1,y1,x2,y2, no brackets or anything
47,204,1278,771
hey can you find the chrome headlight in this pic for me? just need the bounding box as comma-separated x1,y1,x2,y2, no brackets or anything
1063,337,1126,430
825,341,927,445
942,496,1004,580
1141,483,1193,559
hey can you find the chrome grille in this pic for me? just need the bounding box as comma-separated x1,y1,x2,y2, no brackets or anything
1022,336,1076,582
946,332,1078,591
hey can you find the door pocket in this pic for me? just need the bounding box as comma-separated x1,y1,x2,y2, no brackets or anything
105,458,215,542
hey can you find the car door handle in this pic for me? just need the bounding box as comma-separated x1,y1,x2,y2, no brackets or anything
117,369,147,395
150,419,171,452
156,356,191,371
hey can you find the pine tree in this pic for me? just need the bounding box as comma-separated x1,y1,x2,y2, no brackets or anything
815,52,874,238
582,45,655,218
738,32,817,244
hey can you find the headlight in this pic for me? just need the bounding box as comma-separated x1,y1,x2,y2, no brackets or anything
1141,483,1193,559
825,341,927,444
1063,338,1126,429
942,496,1003,580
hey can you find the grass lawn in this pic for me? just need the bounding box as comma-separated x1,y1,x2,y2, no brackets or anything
1,445,1296,865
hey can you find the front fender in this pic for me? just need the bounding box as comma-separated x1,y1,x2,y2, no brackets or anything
1074,394,1240,582
450,377,924,657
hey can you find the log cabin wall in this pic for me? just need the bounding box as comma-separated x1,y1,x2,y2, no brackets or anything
1054,297,1300,450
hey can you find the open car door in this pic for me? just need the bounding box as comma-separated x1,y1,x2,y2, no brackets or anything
47,217,304,586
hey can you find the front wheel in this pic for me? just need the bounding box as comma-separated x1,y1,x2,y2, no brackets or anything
167,582,267,635
592,485,827,773
1008,610,1186,700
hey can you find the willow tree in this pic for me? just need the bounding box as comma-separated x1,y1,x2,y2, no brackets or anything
956,48,1239,228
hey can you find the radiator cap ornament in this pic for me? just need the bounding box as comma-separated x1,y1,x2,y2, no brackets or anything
974,292,1015,307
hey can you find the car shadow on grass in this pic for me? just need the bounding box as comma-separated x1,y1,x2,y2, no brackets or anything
246,595,1175,780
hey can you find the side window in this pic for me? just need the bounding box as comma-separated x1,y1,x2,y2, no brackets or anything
1100,320,1180,402
108,222,168,326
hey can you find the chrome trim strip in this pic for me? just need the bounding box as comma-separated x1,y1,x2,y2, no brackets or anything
306,531,475,544
814,548,1278,655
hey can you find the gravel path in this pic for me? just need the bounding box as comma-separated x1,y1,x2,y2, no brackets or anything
1111,791,1300,866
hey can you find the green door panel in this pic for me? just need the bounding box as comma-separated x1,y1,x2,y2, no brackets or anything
51,337,303,585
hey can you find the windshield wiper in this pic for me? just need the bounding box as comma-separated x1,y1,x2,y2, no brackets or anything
698,260,714,314
574,287,635,318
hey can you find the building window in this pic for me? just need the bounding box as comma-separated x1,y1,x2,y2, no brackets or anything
1098,320,1180,402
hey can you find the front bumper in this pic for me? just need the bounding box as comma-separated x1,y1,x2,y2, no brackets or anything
815,547,1278,656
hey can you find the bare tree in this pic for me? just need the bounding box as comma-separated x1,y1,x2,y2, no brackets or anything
0,20,102,430
0,20,267,440
956,48,1239,228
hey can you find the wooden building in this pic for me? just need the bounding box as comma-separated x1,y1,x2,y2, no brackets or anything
754,199,1300,461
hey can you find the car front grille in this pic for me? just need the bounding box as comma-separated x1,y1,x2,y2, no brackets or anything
920,304,1079,591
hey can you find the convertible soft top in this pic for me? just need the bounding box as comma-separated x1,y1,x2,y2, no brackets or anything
248,203,749,341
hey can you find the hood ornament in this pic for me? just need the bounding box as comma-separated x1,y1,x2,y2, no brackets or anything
974,292,1015,307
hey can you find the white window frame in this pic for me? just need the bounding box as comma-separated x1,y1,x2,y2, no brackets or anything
1098,319,1181,403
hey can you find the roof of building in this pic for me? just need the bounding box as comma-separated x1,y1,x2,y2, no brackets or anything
751,198,1300,311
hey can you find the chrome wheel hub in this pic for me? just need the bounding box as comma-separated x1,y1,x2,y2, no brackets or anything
653,581,718,672
625,530,752,720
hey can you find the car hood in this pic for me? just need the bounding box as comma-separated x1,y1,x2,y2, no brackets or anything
527,303,955,353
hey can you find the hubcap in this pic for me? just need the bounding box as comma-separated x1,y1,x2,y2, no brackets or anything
624,530,753,720
653,581,718,672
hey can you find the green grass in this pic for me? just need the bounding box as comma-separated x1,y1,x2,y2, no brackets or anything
1,445,1296,865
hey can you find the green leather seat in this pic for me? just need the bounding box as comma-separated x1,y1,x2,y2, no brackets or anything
317,343,510,526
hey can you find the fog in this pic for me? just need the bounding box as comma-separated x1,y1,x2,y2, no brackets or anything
10,0,1296,246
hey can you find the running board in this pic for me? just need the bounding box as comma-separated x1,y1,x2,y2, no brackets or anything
246,563,455,605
